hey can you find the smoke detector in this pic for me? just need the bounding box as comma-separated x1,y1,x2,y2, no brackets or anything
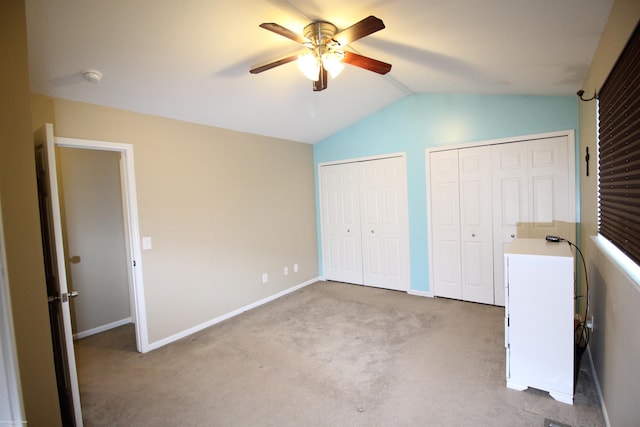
82,70,103,83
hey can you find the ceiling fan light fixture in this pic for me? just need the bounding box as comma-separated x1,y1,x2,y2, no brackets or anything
252,16,390,91
297,52,321,81
322,51,345,78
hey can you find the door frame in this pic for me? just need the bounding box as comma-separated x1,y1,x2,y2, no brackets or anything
425,129,577,302
54,136,149,353
0,194,26,424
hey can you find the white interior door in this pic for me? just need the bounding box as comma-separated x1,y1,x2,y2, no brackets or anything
527,136,574,241
458,146,494,304
491,141,529,306
428,131,576,307
360,157,410,291
34,124,83,426
429,150,462,299
320,163,364,284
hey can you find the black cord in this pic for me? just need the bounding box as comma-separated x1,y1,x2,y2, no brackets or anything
563,240,591,356
547,236,592,354
566,240,590,322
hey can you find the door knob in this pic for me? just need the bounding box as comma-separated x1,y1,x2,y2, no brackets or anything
347,229,350,233
472,233,476,237
511,234,515,238
49,291,79,303
371,230,375,234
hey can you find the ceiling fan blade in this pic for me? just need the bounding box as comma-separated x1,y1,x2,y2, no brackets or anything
342,51,392,75
259,23,309,44
250,53,299,74
313,67,328,91
333,16,385,46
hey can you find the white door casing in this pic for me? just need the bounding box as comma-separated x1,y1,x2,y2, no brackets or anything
53,134,148,353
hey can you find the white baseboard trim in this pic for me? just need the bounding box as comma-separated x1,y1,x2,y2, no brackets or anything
147,277,321,351
587,346,611,427
74,317,132,340
407,289,433,298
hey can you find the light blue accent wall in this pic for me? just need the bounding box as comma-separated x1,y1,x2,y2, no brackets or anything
313,93,579,292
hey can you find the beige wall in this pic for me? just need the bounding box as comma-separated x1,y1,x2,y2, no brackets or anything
0,0,63,425
58,148,131,335
31,95,319,344
579,1,640,425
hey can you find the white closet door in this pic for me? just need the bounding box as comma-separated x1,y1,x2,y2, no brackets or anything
430,150,462,300
320,163,364,284
491,141,529,306
428,132,575,306
360,157,410,291
527,136,574,241
459,146,495,304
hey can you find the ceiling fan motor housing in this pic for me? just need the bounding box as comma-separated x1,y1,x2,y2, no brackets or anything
304,21,339,48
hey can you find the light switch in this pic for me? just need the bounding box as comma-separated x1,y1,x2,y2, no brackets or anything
142,237,152,250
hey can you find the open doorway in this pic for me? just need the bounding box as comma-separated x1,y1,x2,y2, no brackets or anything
57,147,133,342
53,135,148,353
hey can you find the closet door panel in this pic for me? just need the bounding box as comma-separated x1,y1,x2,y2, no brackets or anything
430,150,462,299
527,136,574,241
491,141,529,306
459,146,494,304
320,163,364,284
361,157,410,291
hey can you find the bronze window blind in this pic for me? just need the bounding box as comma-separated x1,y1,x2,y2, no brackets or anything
598,20,640,265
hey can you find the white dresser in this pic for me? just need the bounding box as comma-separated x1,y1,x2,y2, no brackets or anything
504,238,574,404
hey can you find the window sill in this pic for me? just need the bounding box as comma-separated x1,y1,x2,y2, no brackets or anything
591,235,640,288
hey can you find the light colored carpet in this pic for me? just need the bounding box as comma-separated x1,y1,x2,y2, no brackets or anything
75,281,605,426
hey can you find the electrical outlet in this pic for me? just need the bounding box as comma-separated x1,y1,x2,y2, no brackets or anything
284,266,289,275
294,263,299,273
262,273,268,284
586,316,594,331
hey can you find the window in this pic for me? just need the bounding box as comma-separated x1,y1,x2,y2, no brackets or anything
598,21,640,266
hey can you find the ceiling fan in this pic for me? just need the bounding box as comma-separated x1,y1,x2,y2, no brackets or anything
250,15,392,91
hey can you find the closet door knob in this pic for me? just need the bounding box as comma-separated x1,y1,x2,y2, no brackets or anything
511,234,515,238
472,233,476,237
347,229,350,233
371,230,375,234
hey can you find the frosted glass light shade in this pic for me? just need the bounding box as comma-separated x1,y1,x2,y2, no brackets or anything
322,52,344,78
297,52,320,81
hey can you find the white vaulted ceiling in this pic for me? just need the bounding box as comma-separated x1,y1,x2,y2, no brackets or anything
25,0,613,143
